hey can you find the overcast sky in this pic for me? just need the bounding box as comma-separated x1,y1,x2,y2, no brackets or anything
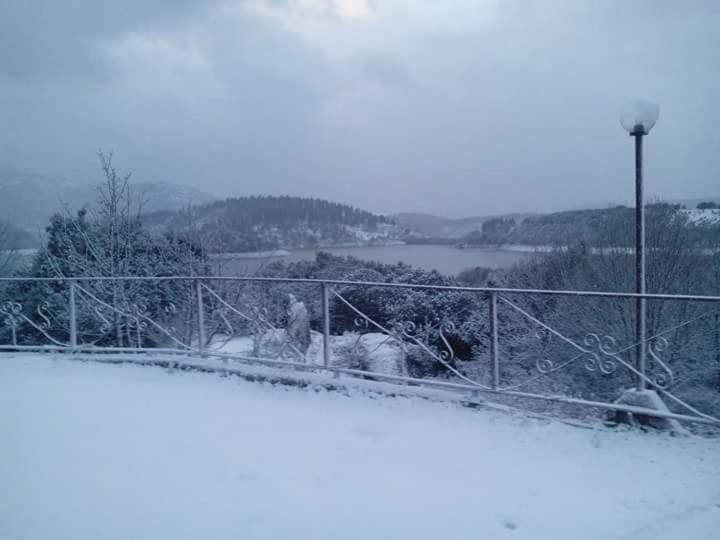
1,1,718,217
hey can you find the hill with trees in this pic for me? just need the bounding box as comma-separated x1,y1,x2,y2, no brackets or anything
143,196,401,253
461,204,720,249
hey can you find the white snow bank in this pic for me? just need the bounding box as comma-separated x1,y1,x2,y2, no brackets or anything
1,354,719,540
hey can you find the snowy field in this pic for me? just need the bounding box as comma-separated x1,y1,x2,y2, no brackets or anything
2,355,719,539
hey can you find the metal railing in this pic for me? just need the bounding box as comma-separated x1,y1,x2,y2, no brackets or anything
1,275,719,426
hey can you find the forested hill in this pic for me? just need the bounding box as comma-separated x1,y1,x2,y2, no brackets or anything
143,195,401,253
462,203,720,248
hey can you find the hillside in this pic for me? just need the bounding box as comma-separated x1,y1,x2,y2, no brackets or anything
461,204,720,248
0,171,216,244
144,195,403,253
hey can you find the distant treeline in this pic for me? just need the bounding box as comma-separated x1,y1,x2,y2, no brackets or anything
463,204,720,248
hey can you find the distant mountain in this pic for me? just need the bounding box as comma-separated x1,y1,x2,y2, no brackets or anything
144,195,403,253
0,221,37,250
392,212,536,239
0,171,217,243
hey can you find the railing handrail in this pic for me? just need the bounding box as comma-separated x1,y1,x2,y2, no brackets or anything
1,275,719,302
2,273,719,426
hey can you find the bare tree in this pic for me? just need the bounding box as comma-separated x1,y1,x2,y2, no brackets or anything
30,152,210,349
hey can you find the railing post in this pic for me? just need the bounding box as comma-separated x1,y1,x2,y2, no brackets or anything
321,282,331,369
715,313,720,393
69,281,77,352
489,292,499,391
637,296,647,390
196,279,206,357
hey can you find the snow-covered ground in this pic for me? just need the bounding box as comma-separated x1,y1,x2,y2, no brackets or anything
2,354,719,540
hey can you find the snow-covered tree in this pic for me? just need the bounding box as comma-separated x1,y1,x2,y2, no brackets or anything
6,153,210,348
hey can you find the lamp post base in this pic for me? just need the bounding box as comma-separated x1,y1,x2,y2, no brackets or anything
610,389,687,434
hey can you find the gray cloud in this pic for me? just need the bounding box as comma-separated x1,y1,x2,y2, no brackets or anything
0,0,213,81
1,0,718,217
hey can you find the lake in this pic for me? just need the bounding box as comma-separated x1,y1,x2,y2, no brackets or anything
213,244,532,277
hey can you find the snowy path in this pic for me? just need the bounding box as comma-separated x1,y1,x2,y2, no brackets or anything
1,354,719,539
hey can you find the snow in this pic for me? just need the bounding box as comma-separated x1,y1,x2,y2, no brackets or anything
2,354,719,540
681,208,720,225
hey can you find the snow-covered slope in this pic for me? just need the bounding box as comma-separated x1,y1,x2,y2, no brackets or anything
681,208,720,225
2,355,719,539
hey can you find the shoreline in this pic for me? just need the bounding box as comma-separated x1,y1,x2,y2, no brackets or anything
214,240,409,259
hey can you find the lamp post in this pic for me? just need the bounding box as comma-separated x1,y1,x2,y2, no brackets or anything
619,99,660,391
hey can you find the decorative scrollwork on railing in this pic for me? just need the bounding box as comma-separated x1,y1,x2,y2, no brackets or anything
648,336,673,388
494,295,720,424
513,310,607,377
533,327,551,344
0,301,22,345
332,289,486,388
36,302,53,330
437,321,456,363
92,306,113,334
389,319,457,363
530,327,556,374
1,301,22,327
500,296,626,382
499,296,677,391
393,320,417,339
158,302,180,337
123,302,150,348
0,300,67,347
535,356,555,374
582,334,619,375
74,285,193,351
